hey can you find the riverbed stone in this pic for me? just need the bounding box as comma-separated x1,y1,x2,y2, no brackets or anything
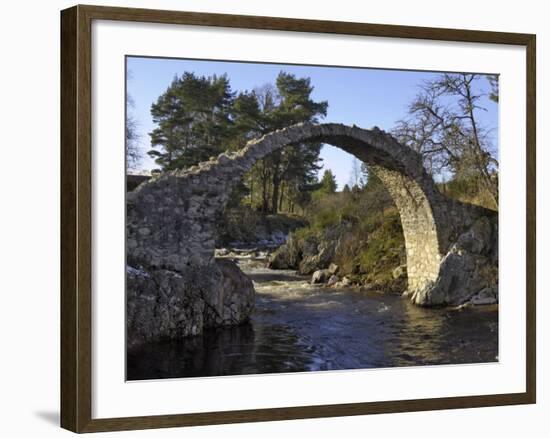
341,276,352,286
327,275,340,287
311,269,331,284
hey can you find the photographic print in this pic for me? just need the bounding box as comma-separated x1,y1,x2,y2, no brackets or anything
60,6,535,431
125,57,499,381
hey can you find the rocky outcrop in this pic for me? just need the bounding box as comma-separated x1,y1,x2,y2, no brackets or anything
216,210,305,248
126,259,254,349
268,221,354,274
267,233,309,270
326,275,340,287
407,216,498,306
311,269,331,284
209,259,256,327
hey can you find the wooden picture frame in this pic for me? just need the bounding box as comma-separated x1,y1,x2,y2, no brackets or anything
60,4,536,433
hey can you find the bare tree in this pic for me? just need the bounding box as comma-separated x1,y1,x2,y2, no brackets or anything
126,93,141,171
393,73,498,208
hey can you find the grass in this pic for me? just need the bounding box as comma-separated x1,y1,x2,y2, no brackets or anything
438,177,498,211
287,180,408,292
224,172,497,294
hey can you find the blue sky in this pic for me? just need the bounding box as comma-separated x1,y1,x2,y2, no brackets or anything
127,56,498,189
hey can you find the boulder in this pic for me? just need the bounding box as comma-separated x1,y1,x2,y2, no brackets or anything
269,221,352,275
327,274,340,287
126,259,255,349
341,276,352,286
456,216,493,255
409,217,498,307
299,255,321,275
298,242,337,274
311,269,331,284
126,267,206,349
206,259,256,327
267,234,304,269
470,287,498,305
333,276,352,288
328,263,339,275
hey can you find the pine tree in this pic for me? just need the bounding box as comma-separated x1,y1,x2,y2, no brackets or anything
264,72,328,213
231,73,327,213
148,72,234,170
146,70,328,214
319,169,338,194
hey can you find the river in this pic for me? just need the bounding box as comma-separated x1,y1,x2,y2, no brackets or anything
127,254,498,380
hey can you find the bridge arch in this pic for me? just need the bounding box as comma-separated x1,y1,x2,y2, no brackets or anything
127,122,486,300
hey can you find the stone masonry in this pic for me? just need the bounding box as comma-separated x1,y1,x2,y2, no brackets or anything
127,122,498,345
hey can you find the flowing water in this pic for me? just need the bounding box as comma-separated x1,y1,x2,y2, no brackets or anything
127,255,498,380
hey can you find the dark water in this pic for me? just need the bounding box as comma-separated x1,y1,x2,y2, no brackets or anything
127,256,498,380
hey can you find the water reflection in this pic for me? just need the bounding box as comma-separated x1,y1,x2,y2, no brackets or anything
127,258,498,380
127,321,319,380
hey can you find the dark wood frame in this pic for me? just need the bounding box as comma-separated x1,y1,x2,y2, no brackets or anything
60,4,536,433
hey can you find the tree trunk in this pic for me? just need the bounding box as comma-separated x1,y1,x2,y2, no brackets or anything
271,174,279,214
271,158,281,214
278,181,285,212
261,163,269,214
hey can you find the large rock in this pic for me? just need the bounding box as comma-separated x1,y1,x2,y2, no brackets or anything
269,221,353,275
298,256,322,275
267,234,305,269
206,259,255,327
126,267,206,349
127,259,254,349
311,269,331,284
409,217,498,306
470,287,498,305
326,275,340,287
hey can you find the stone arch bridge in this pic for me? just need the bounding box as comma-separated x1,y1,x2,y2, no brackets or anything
127,122,497,338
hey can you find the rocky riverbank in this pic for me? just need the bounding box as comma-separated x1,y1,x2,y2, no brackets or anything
266,213,498,308
127,253,499,380
267,214,408,294
126,210,306,349
127,208,498,349
126,258,255,349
